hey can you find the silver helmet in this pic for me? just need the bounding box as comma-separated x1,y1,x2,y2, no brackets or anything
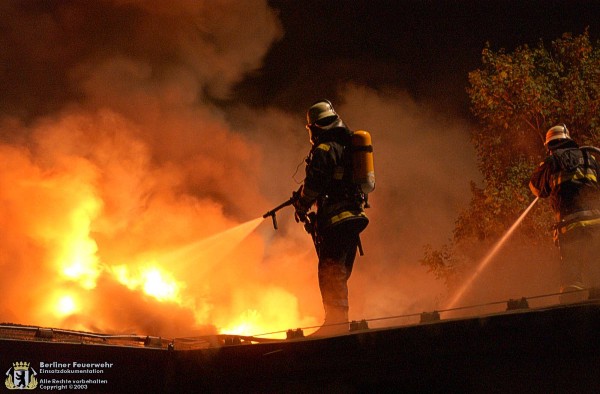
306,99,337,126
544,124,571,147
305,99,340,144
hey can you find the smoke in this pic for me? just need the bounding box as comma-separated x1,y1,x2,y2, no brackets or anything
0,0,506,338
0,0,289,337
337,87,481,318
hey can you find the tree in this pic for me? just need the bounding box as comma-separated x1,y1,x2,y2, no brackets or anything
422,29,600,292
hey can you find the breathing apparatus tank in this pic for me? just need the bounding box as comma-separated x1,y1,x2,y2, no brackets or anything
351,130,375,194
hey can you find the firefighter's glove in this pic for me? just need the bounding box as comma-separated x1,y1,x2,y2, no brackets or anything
294,208,307,223
294,198,308,223
303,220,314,235
292,187,312,223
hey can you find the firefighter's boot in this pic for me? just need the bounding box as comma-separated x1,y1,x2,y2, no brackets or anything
559,283,587,304
309,304,349,337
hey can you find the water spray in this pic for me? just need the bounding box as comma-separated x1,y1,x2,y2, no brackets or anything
445,197,540,310
157,189,303,269
157,217,266,268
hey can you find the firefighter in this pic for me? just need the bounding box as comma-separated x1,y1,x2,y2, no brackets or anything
529,124,600,302
294,99,370,336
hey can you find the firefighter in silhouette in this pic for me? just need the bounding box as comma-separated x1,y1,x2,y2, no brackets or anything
293,99,371,336
529,124,600,302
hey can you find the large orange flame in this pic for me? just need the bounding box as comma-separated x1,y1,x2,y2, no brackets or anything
111,264,184,304
0,118,319,339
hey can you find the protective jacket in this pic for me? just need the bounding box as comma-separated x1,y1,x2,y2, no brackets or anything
297,121,368,236
529,140,600,233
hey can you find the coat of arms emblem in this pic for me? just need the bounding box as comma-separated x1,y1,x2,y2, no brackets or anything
5,361,38,390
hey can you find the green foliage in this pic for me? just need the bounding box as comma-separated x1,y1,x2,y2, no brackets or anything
421,29,600,289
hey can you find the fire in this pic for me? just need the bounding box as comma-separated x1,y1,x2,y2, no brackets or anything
0,120,312,338
111,264,183,304
23,157,105,291
59,238,100,290
218,287,320,339
141,268,181,302
55,294,79,317
221,310,266,337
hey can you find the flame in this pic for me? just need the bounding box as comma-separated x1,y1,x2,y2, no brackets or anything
0,137,315,337
55,294,79,317
16,158,103,291
218,287,320,339
0,149,314,337
59,237,100,290
111,264,184,304
141,267,181,302
221,310,265,336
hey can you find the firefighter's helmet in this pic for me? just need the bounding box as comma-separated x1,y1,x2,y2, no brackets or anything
545,124,571,146
305,99,339,144
306,99,338,125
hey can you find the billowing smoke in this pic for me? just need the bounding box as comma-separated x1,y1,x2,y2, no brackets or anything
0,0,290,337
0,1,484,338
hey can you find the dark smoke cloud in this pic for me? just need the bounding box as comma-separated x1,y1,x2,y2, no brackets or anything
0,0,282,119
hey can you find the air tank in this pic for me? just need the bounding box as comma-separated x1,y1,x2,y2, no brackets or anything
352,130,375,194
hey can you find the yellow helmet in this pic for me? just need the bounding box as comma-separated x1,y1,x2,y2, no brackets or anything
545,124,571,146
306,99,338,126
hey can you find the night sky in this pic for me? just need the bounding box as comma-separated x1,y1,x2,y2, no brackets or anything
234,0,600,118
